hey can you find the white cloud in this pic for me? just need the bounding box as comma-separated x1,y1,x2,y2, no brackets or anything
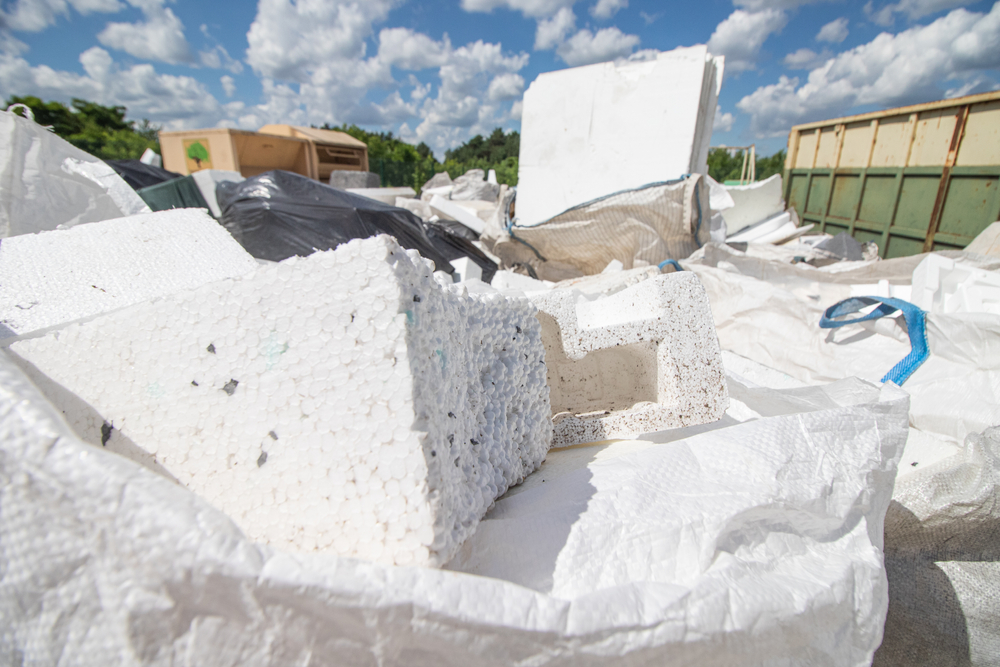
487,72,524,100
199,45,243,73
220,74,235,97
783,47,832,69
509,99,523,120
97,3,193,64
377,27,451,70
737,2,1000,137
590,0,626,19
556,26,639,65
816,17,848,42
459,0,576,19
1,0,122,33
0,45,231,128
534,6,575,49
639,10,661,24
707,8,788,73
245,0,398,83
864,0,976,26
714,104,735,133
733,0,825,9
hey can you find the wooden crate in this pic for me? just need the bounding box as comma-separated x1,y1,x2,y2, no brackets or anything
160,128,315,179
259,125,369,182
784,91,1000,257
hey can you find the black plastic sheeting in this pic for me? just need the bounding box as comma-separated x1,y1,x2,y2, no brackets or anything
105,160,182,190
217,170,496,281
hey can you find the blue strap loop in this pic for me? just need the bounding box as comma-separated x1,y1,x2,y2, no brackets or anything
819,296,929,386
658,259,683,272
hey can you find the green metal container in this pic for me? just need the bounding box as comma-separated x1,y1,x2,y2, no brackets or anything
783,92,1000,258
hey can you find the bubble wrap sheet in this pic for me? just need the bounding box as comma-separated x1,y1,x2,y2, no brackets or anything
10,235,551,568
0,343,909,665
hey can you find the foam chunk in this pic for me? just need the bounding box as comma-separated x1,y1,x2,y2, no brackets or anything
530,272,727,446
0,209,258,343
11,235,552,567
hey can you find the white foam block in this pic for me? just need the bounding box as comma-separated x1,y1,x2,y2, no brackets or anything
11,235,552,567
911,252,1000,315
517,45,724,225
0,209,258,344
347,187,417,205
721,173,785,234
429,195,486,234
530,272,728,446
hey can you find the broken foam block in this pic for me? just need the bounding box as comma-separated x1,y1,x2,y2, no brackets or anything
11,235,552,567
0,209,258,344
530,272,727,446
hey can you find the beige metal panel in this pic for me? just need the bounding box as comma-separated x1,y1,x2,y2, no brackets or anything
956,100,1000,166
789,90,1000,132
814,127,840,167
869,116,913,167
908,108,958,166
794,130,818,168
840,121,877,167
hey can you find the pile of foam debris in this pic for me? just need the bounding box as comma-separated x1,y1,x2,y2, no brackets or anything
2,86,998,667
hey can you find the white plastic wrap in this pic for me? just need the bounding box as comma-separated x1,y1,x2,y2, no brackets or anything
686,242,1000,666
0,109,149,237
0,345,909,665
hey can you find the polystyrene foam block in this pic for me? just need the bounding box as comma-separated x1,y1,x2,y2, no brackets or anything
910,252,1000,315
11,235,552,567
530,272,728,446
517,45,723,225
0,209,258,344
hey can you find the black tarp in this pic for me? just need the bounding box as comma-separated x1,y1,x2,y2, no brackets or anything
105,159,182,190
217,170,496,280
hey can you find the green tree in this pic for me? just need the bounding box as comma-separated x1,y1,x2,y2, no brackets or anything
708,147,787,184
5,95,161,160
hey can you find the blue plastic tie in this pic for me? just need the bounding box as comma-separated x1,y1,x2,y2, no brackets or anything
658,259,683,272
819,296,929,386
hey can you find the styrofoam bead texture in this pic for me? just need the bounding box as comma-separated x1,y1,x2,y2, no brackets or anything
12,235,552,567
0,208,258,343
530,272,728,446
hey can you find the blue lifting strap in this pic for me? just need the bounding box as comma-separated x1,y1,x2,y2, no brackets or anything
658,259,683,272
819,296,929,386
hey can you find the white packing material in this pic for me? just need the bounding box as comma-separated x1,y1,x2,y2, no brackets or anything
190,169,244,218
10,236,552,568
0,342,909,665
517,45,724,225
965,221,1000,258
721,173,785,235
0,209,259,344
684,242,1000,666
530,272,728,445
487,175,710,282
0,108,150,237
910,252,1000,315
346,186,417,205
450,169,500,203
429,194,486,234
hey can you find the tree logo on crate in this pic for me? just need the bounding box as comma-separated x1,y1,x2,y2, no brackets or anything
183,139,213,172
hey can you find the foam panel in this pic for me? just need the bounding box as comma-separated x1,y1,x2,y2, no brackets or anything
12,235,552,567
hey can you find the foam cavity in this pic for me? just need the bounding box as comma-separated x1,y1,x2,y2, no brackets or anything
12,235,552,567
530,272,728,446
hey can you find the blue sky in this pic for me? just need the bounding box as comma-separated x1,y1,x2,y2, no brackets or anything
1,0,998,158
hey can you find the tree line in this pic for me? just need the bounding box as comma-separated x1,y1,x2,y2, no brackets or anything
323,123,520,190
707,147,786,184
5,95,160,160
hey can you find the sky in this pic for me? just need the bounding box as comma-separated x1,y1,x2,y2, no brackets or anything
0,0,998,159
